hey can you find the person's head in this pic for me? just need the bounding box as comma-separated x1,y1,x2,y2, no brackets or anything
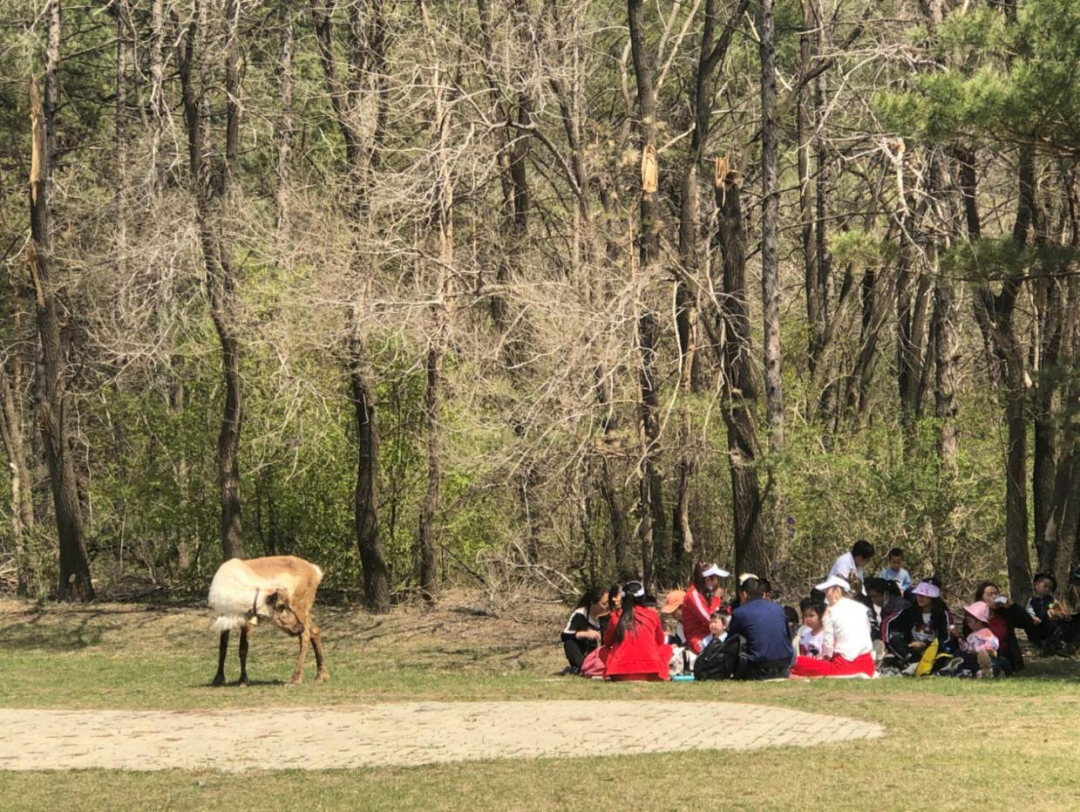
783,605,799,629
576,587,609,615
975,581,1000,605
739,577,764,604
693,561,728,596
709,610,729,637
964,601,991,631
800,598,825,632
912,580,942,611
852,540,875,567
660,589,685,620
886,547,904,570
814,575,850,606
1033,573,1057,598
759,578,773,600
611,581,645,644
608,582,623,611
864,577,889,608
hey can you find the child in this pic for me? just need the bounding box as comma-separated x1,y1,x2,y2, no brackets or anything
699,610,729,649
798,598,826,659
878,548,912,591
1027,573,1075,654
952,601,999,678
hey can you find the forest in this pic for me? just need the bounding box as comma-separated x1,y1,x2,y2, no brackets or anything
0,0,1077,608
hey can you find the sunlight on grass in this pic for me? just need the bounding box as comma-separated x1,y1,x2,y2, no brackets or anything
2,597,1080,811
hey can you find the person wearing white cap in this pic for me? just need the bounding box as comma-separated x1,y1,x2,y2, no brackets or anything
681,562,730,654
881,578,954,666
790,576,876,678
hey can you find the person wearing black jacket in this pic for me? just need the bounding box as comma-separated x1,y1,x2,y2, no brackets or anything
560,587,609,674
882,580,954,665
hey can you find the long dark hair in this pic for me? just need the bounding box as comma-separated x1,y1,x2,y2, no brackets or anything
974,581,998,605
575,587,607,611
691,561,710,596
611,586,641,645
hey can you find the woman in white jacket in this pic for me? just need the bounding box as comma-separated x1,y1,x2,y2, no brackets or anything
791,576,875,678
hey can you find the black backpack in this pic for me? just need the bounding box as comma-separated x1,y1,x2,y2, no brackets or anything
694,636,736,680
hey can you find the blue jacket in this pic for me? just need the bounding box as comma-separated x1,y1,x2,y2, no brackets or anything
727,599,794,664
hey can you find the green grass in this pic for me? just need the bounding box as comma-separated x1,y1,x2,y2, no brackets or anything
2,596,1080,811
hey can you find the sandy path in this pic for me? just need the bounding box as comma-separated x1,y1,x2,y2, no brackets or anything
0,701,883,772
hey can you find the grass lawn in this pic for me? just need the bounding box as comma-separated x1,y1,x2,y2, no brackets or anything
1,593,1079,811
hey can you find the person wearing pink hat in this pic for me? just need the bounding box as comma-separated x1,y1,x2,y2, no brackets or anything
941,601,1001,678
881,578,955,668
681,562,729,655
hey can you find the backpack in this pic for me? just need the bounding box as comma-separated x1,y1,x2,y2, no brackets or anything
693,637,736,680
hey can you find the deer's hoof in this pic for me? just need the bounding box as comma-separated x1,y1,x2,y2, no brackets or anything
286,678,303,687
238,678,250,688
315,672,329,685
211,676,225,687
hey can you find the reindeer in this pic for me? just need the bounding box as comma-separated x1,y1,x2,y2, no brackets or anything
208,556,330,686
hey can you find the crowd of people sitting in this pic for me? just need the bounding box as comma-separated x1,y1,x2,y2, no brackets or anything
560,542,1080,682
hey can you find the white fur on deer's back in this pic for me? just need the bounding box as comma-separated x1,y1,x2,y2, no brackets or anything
208,558,291,633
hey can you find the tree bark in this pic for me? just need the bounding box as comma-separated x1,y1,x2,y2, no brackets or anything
275,0,294,235
974,143,1037,603
714,160,767,577
628,0,668,586
28,24,95,600
758,0,784,452
310,0,392,611
0,365,35,595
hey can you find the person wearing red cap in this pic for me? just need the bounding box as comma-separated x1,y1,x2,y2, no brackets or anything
602,581,672,681
681,562,728,654
790,576,876,678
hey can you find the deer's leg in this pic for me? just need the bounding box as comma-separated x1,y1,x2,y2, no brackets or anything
309,620,329,684
287,627,310,685
212,630,230,686
238,623,251,687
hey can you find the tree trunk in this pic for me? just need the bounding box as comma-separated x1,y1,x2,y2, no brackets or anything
714,160,767,577
350,328,390,612
628,0,668,586
0,365,35,595
974,143,1037,602
419,344,441,599
28,21,95,600
275,0,294,235
758,0,784,452
310,0,391,611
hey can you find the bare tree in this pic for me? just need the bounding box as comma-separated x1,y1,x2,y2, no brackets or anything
27,1,94,601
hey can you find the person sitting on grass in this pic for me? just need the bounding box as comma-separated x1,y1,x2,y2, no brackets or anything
560,587,608,675
864,577,890,638
724,577,794,680
1026,573,1075,655
878,547,912,591
790,576,875,678
882,579,953,667
973,581,1035,673
829,539,875,594
798,598,826,659
682,562,728,655
944,600,1001,678
660,589,687,647
700,609,729,650
602,581,671,682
